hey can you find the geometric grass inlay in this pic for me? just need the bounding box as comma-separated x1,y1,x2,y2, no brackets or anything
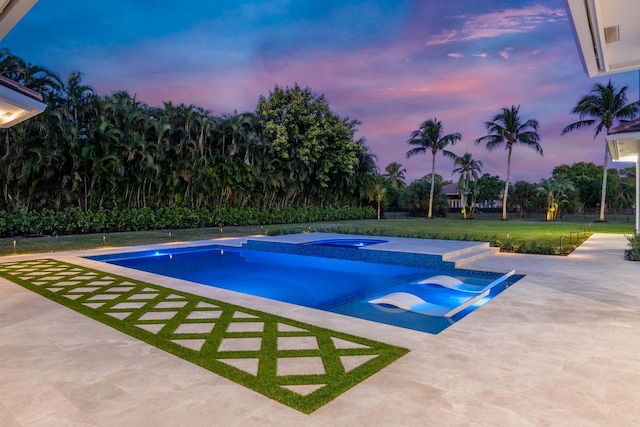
0,259,409,413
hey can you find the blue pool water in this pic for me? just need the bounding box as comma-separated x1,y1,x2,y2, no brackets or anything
89,244,521,334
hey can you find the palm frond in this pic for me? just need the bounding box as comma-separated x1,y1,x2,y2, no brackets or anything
405,146,425,158
561,120,595,135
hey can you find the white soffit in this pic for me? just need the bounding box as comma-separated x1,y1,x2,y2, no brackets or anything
0,0,38,40
607,134,640,162
607,138,640,162
0,0,45,127
606,119,640,162
565,0,640,77
0,76,46,128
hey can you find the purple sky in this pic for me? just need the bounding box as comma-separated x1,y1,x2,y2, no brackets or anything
4,0,639,184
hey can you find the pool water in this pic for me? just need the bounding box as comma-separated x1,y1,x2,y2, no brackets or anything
89,244,520,334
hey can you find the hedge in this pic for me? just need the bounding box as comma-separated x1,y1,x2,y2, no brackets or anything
0,206,376,237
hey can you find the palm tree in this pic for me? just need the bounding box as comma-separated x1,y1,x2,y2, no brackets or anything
352,145,379,207
406,119,460,218
193,106,214,157
374,181,385,220
537,177,575,221
0,49,63,100
383,162,407,190
61,71,96,129
510,180,539,218
452,152,483,219
475,105,542,220
561,80,639,221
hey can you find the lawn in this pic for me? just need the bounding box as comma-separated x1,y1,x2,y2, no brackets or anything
267,218,634,254
0,218,634,256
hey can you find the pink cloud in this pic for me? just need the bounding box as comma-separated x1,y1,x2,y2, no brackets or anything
425,29,459,46
426,5,567,46
77,5,634,186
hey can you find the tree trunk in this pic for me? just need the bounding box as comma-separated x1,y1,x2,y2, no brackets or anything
599,138,608,221
428,153,435,219
502,145,512,220
460,190,466,219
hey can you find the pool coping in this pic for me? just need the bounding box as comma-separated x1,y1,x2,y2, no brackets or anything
84,234,519,334
43,233,507,342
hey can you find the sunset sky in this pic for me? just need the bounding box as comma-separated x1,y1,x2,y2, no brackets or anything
4,0,639,184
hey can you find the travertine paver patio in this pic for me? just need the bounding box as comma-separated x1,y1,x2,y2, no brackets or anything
1,233,639,426
0,258,407,414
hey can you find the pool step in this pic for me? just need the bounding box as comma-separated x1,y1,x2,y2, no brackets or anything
442,243,500,268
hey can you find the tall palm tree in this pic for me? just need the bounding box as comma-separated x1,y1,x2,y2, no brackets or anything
452,152,483,219
406,118,460,218
475,105,542,220
561,80,639,221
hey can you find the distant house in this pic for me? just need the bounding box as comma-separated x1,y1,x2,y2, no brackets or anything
441,182,502,210
442,182,463,209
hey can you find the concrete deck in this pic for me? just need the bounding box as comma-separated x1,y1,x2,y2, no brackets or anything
1,233,639,426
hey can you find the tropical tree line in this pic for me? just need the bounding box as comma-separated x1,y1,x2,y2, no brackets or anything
380,161,636,221
1,48,638,232
395,80,638,221
0,50,379,215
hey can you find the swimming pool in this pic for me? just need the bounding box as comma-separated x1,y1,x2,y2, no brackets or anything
89,243,521,334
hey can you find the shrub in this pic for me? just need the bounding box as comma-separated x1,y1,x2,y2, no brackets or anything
626,233,640,261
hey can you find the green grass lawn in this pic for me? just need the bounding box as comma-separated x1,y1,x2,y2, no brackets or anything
267,218,634,254
0,225,264,256
0,219,634,256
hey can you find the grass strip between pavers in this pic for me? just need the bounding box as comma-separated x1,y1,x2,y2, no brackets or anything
0,258,409,414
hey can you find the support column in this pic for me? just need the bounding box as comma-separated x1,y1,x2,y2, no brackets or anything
636,150,639,234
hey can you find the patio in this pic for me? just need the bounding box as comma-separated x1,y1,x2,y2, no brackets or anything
1,233,639,426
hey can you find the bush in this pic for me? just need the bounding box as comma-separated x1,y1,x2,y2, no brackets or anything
626,233,640,261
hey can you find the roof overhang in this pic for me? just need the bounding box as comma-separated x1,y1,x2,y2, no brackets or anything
607,136,640,163
564,0,640,77
0,0,38,40
0,0,45,127
0,74,46,127
606,118,640,163
606,120,640,234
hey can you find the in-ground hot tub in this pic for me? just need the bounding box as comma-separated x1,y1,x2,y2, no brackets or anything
308,238,388,248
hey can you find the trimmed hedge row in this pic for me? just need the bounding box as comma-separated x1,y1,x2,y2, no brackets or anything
0,206,376,237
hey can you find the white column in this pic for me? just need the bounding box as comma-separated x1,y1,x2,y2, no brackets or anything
636,150,639,234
